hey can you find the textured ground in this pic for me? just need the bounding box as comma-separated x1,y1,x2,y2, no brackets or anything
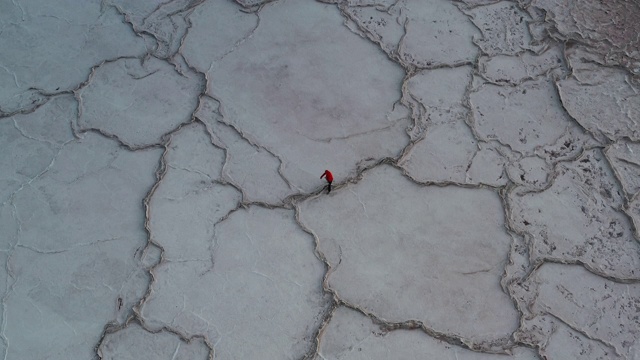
1,0,640,359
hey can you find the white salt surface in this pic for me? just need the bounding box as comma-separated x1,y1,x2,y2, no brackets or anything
1,0,640,359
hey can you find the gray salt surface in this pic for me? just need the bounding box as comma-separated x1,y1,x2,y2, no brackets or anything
1,0,640,359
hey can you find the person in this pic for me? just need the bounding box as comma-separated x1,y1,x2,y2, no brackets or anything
320,170,333,193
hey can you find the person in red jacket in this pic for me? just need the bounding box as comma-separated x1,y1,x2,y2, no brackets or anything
321,170,333,193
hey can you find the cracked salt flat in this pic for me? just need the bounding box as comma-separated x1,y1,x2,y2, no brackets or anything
299,165,519,348
1,0,640,359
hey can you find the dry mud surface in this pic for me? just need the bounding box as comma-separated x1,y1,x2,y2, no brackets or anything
1,0,640,359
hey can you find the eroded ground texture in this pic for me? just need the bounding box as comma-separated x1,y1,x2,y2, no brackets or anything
1,0,639,359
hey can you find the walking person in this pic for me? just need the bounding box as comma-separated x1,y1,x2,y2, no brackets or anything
321,170,333,193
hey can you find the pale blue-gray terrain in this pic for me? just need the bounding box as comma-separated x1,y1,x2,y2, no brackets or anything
1,0,640,359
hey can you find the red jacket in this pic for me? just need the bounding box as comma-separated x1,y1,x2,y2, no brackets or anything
321,170,333,182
